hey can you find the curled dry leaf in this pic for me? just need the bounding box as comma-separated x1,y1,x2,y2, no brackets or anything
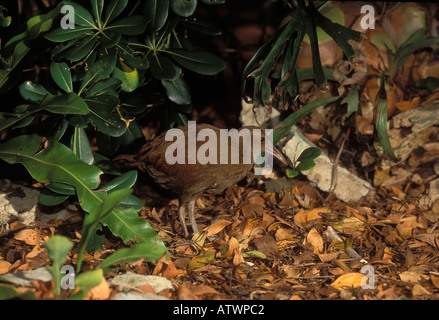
331,272,365,289
307,228,324,254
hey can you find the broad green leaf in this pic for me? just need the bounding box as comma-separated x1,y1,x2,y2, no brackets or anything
18,81,50,103
71,127,94,165
90,0,104,25
0,134,103,204
295,158,317,172
167,49,224,75
45,26,95,42
87,78,122,96
100,170,138,192
63,1,96,28
100,30,121,48
103,0,128,26
66,35,99,62
84,95,127,137
114,40,149,70
144,0,169,32
80,52,117,93
150,55,182,80
50,62,73,93
45,235,74,295
286,168,299,178
107,15,147,35
46,235,73,266
119,194,143,211
170,0,197,17
38,188,70,206
77,188,132,271
162,77,191,105
100,207,166,249
296,147,321,162
46,182,76,195
40,93,90,115
0,6,60,95
102,243,167,273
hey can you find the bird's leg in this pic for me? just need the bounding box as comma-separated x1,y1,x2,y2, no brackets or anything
187,199,198,235
178,204,189,237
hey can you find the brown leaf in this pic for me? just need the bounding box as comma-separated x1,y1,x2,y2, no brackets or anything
13,229,39,246
399,271,422,283
253,234,278,258
177,284,198,300
331,273,365,289
307,228,324,254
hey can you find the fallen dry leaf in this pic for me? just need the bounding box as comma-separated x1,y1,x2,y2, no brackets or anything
331,273,365,289
399,271,423,284
307,228,324,254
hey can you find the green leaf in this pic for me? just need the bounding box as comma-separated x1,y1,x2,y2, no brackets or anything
0,134,103,209
63,1,96,28
38,188,70,206
71,127,94,165
63,35,99,62
46,235,73,265
0,6,60,95
103,0,129,26
84,95,127,137
415,77,439,93
101,243,167,273
375,78,396,160
90,0,104,24
100,30,121,48
286,168,299,178
167,49,224,75
144,0,169,32
107,15,147,35
80,52,117,93
391,37,439,77
77,188,132,271
295,158,316,172
46,182,76,195
273,96,340,145
114,40,149,70
87,78,122,96
296,147,321,162
100,170,138,192
45,26,95,42
162,77,191,105
170,0,198,17
150,55,182,80
18,81,50,103
341,85,359,118
100,207,166,251
45,235,74,295
40,93,90,115
50,62,73,93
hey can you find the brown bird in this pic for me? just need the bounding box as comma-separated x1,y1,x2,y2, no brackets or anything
114,122,287,237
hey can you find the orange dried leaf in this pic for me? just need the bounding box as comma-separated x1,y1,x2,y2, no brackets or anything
331,272,365,289
307,228,324,254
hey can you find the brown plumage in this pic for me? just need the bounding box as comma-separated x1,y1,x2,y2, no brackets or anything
114,123,287,237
